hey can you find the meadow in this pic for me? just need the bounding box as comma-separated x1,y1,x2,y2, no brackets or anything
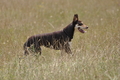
0,0,120,80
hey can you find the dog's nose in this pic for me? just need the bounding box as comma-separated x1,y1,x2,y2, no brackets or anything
86,26,88,29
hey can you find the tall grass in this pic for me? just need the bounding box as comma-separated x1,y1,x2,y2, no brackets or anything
0,0,120,80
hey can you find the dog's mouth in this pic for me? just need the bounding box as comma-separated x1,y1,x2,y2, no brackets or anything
78,26,88,33
78,28,85,33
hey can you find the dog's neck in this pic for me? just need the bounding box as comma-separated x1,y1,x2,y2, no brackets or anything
63,23,75,41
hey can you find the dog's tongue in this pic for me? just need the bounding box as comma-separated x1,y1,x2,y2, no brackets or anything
78,28,85,33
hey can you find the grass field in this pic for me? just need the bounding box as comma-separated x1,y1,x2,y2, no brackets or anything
0,0,120,80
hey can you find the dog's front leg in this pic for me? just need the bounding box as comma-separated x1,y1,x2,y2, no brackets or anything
64,42,72,54
61,49,65,56
65,46,72,54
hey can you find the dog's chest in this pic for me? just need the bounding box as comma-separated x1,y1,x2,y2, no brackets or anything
68,42,72,46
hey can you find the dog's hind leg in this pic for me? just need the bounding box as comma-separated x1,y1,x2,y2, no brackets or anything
34,42,42,55
23,42,30,56
24,47,29,55
36,47,42,55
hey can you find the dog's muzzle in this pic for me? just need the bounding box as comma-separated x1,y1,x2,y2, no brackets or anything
78,26,88,33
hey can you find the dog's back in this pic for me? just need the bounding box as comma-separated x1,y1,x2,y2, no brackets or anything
24,30,69,49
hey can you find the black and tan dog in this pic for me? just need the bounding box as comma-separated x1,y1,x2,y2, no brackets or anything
23,14,88,55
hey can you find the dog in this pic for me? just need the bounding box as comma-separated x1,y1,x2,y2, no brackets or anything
23,14,88,56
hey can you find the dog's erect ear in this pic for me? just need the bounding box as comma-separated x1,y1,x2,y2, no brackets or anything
73,14,78,24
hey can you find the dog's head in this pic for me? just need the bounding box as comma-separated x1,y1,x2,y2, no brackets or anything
73,14,88,33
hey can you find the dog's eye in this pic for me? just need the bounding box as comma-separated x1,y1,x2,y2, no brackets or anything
78,23,83,25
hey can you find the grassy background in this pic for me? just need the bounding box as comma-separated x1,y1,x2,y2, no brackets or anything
0,0,120,80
